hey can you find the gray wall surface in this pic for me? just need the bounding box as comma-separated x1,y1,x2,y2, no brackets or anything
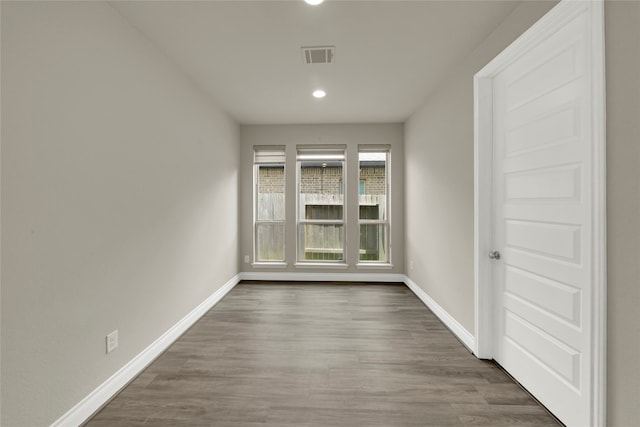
405,1,556,333
405,1,640,424
2,0,638,425
603,2,640,425
0,2,239,425
240,124,404,274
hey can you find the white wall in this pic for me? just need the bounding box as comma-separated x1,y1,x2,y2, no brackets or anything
0,3,3,421
604,2,640,425
0,2,239,426
405,0,640,424
240,124,404,276
405,1,556,332
2,1,637,425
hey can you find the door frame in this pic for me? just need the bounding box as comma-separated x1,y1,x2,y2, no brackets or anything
473,1,607,425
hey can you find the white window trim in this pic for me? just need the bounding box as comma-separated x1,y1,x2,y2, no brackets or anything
251,261,288,268
294,262,350,269
253,147,286,264
355,263,394,269
358,147,391,264
296,147,347,265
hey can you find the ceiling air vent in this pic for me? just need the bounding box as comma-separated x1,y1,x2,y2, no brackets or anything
301,46,335,64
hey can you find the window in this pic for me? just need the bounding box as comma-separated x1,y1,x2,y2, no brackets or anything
359,148,389,262
253,144,391,267
297,147,346,262
254,147,285,262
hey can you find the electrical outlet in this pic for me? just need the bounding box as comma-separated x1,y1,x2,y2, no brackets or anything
106,330,118,354
410,259,414,270
244,255,250,264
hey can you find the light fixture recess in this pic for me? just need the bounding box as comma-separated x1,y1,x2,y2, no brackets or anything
312,89,326,98
304,0,324,5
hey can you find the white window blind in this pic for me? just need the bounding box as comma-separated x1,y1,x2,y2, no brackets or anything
254,146,286,164
296,145,346,161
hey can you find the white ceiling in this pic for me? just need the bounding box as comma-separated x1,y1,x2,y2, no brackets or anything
112,1,522,125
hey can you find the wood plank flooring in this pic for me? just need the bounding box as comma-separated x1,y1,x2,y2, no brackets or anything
85,282,560,426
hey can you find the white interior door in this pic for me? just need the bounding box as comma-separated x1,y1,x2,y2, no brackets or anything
475,2,606,426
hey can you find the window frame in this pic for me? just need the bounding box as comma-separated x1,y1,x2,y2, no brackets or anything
296,147,347,265
253,147,287,265
357,147,391,265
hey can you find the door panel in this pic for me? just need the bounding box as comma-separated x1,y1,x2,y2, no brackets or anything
492,6,594,426
504,266,581,325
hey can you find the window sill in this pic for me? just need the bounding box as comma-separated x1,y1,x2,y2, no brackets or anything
356,263,395,269
294,262,349,269
252,262,288,268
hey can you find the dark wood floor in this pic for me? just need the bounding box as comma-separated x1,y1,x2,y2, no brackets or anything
85,282,560,426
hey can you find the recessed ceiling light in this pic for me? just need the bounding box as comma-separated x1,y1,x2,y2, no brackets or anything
305,0,324,5
312,89,326,98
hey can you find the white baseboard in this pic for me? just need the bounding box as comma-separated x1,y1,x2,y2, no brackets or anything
240,271,406,283
403,276,476,352
51,274,241,427
54,272,475,426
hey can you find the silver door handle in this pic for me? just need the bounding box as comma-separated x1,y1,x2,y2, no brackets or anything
489,251,501,260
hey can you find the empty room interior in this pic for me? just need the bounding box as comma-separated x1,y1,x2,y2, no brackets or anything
1,0,639,426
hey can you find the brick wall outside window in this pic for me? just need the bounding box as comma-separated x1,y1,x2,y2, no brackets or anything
258,166,385,195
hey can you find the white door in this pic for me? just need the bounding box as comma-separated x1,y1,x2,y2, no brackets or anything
476,2,606,426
